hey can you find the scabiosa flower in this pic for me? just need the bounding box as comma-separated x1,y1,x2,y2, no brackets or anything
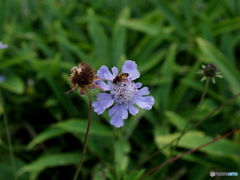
0,42,8,49
65,62,104,95
197,64,223,84
92,60,154,128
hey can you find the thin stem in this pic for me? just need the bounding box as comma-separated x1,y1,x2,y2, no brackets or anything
130,90,240,171
139,127,240,179
73,88,93,180
113,126,119,180
0,88,17,180
170,79,209,158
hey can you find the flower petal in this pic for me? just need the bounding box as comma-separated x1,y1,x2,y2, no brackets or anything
0,42,8,49
92,93,115,114
112,67,118,77
121,105,128,119
128,104,139,115
137,87,150,96
122,60,140,80
134,82,142,88
97,66,115,80
135,96,154,110
109,104,125,127
96,80,112,91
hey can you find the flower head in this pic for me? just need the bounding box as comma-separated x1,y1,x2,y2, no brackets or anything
92,60,154,128
65,62,104,95
197,64,223,84
0,42,8,49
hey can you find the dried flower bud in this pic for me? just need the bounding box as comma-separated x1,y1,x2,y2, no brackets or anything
197,64,223,84
65,62,104,95
203,64,217,77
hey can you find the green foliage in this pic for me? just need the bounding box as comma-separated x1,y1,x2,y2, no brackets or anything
0,0,240,179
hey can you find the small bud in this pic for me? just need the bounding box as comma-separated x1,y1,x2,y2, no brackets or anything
197,63,223,84
203,64,217,78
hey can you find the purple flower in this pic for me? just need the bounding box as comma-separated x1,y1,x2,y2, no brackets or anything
0,42,8,49
92,60,154,128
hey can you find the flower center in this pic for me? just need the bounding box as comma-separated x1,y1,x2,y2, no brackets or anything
110,79,137,104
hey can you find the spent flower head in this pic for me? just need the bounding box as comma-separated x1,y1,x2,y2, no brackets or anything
197,64,223,84
65,62,104,95
0,42,8,49
92,60,154,128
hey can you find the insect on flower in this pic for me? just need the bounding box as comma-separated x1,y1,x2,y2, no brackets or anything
92,60,154,128
113,73,129,84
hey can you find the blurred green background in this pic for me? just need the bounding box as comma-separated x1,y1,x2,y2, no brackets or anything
0,0,240,179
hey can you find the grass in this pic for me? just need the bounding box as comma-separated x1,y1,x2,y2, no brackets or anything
0,0,240,179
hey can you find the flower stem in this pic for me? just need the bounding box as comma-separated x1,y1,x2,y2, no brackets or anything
73,88,93,180
131,90,240,171
113,126,119,180
170,78,209,159
139,126,240,179
0,88,17,180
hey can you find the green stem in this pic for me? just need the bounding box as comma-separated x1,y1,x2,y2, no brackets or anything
131,90,240,171
0,88,17,180
73,88,93,180
113,126,118,180
170,79,209,158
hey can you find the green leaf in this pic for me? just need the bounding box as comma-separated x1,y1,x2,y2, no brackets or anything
213,17,240,35
87,8,110,65
55,119,112,137
27,128,66,149
0,73,24,94
155,131,240,157
151,0,187,37
165,111,186,131
111,7,130,66
18,153,80,177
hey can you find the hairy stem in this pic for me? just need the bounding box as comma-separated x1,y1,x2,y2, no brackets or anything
73,88,92,180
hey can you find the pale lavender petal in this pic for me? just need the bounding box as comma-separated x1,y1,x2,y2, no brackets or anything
0,42,8,49
137,87,150,96
134,82,142,88
128,104,139,115
121,105,128,119
135,96,154,110
109,104,124,127
109,104,120,117
110,114,124,127
96,80,111,91
122,60,140,80
97,66,115,80
112,67,118,77
92,93,115,114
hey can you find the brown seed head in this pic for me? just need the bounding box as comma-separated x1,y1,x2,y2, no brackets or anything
70,62,95,88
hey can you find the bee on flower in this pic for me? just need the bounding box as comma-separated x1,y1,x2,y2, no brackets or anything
92,60,154,128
